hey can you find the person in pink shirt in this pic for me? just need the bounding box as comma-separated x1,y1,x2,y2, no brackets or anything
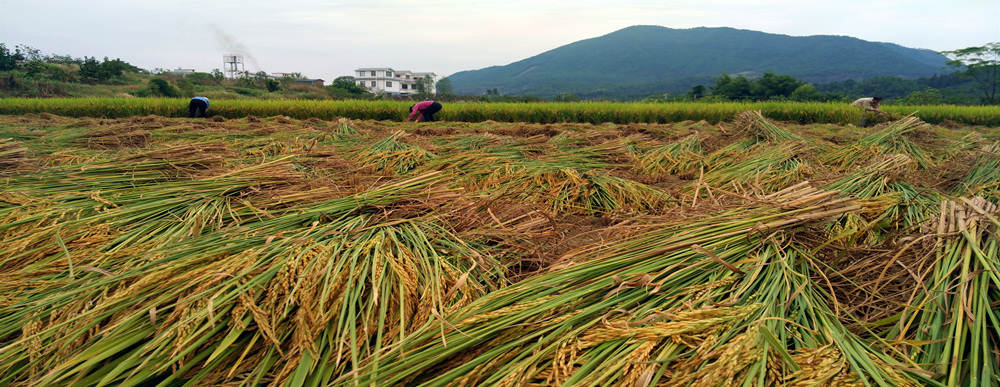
407,100,443,122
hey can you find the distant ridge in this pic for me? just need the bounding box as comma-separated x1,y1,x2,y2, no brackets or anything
447,25,950,99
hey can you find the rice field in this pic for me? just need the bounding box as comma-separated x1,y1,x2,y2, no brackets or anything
0,97,998,126
1,109,1000,386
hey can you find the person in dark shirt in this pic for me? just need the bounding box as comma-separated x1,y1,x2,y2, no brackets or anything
188,96,210,118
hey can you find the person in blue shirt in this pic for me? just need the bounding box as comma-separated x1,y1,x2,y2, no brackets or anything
188,96,209,118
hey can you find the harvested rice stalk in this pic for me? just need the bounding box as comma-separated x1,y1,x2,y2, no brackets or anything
84,129,151,149
632,134,704,178
734,110,803,143
954,141,1000,199
481,162,673,215
824,115,935,170
823,154,942,242
352,130,435,174
422,146,671,216
333,185,941,387
822,154,914,199
440,135,495,151
940,131,983,160
700,140,816,193
700,111,806,172
0,138,28,170
334,117,357,137
703,138,760,168
538,137,633,168
0,157,306,276
887,197,1000,385
0,172,506,386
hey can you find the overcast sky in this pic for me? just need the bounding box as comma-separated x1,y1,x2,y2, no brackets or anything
2,0,998,82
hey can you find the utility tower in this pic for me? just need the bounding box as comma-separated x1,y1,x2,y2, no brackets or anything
223,54,245,79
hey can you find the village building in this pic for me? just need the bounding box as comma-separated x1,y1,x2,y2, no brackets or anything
270,73,325,86
166,68,196,77
354,68,436,96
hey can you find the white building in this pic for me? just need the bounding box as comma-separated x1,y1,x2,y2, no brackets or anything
167,68,196,76
354,68,436,96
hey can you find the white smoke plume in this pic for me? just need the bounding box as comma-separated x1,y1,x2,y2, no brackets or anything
209,24,263,73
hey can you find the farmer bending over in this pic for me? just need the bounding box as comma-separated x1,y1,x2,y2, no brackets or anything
851,96,885,127
407,100,442,122
188,96,210,118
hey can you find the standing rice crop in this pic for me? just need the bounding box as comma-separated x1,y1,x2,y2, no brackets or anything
3,98,999,126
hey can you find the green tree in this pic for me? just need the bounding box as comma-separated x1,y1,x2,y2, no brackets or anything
415,75,435,98
265,78,280,92
78,57,104,82
790,84,823,101
754,72,804,99
236,72,256,88
21,60,46,77
332,76,356,86
712,73,754,100
0,43,25,71
45,54,79,65
100,58,131,77
78,56,134,83
14,44,43,61
147,77,181,97
436,76,454,95
687,84,706,100
902,88,944,105
328,76,370,97
942,42,1000,104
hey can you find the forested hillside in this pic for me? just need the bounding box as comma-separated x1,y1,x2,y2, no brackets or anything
448,25,951,99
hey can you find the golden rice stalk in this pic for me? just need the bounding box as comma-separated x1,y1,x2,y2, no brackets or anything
0,172,504,386
733,110,803,143
84,129,151,149
352,131,434,174
823,115,934,170
699,140,816,194
955,141,1000,199
336,186,931,387
335,117,358,136
885,197,1000,385
0,138,28,170
632,134,704,178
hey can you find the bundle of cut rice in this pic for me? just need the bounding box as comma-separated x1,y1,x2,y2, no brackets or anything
0,138,27,170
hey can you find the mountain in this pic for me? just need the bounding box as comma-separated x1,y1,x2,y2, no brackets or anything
446,25,950,99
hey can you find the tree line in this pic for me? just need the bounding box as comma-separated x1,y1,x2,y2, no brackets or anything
680,42,999,105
